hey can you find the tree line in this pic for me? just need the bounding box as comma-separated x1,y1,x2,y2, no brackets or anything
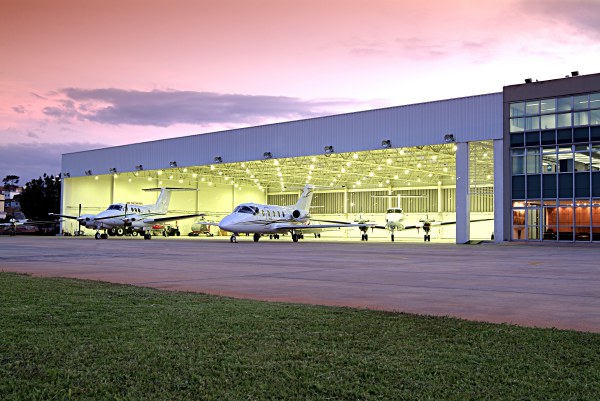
2,174,61,222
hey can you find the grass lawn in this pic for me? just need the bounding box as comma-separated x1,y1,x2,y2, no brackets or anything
1,272,599,400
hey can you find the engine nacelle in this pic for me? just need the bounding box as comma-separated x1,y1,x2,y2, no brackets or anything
292,209,308,220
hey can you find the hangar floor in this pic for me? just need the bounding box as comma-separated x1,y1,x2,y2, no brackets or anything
2,237,598,333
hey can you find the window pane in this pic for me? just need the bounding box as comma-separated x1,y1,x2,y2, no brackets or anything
557,97,572,112
590,93,600,108
510,117,525,132
510,102,525,117
526,100,540,115
591,146,600,171
542,151,557,173
540,114,556,130
526,152,540,174
574,111,589,126
525,116,540,131
590,109,600,125
540,99,556,114
574,150,591,172
557,112,572,128
575,206,590,225
574,95,589,110
512,156,524,174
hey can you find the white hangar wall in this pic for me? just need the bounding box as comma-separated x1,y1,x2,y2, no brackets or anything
61,93,503,177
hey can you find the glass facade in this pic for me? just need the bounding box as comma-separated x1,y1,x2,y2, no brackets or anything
510,92,600,241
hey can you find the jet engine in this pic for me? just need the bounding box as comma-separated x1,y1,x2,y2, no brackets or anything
292,210,309,220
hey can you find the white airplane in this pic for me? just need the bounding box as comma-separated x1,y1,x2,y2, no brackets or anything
52,187,202,240
218,184,373,243
0,217,57,235
356,195,450,242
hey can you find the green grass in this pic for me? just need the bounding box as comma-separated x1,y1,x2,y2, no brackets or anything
1,273,599,400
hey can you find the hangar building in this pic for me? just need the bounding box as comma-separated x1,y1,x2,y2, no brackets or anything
59,72,600,243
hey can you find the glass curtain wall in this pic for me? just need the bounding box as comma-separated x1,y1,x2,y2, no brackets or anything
510,92,600,241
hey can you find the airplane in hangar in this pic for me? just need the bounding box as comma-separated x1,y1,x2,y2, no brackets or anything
51,187,202,240
218,184,373,243
357,194,492,242
0,217,59,236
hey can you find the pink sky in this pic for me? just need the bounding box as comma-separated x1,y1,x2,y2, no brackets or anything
1,0,600,182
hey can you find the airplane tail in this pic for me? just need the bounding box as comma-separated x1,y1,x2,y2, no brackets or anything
293,184,315,213
143,187,194,214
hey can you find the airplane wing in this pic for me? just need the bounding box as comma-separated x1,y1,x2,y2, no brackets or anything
270,222,374,233
142,213,205,224
48,213,79,220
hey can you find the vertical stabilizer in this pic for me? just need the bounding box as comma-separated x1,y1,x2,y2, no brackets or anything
294,184,314,212
153,188,172,214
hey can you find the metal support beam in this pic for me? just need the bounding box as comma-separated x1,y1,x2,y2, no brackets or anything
456,142,470,244
493,139,505,242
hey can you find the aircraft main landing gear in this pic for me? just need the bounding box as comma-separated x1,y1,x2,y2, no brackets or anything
361,233,368,241
424,234,431,242
253,233,261,242
292,233,298,242
390,234,395,242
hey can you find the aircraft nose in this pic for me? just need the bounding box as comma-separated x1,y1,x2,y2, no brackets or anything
218,214,235,232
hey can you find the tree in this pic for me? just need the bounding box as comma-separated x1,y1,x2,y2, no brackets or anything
2,175,19,191
18,174,61,221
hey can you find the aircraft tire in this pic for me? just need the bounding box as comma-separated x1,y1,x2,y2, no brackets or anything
253,233,260,242
116,228,124,236
391,234,395,242
95,232,101,240
107,228,116,236
292,233,298,242
230,235,237,243
365,234,368,241
132,231,138,236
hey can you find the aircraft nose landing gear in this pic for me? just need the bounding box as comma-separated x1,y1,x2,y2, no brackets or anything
230,235,237,243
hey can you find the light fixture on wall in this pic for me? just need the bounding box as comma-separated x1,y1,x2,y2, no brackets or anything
109,167,117,173
443,134,455,143
135,164,143,171
524,78,533,83
571,71,579,77
169,161,177,167
214,156,223,163
381,139,392,148
324,145,334,156
84,170,92,176
263,151,273,159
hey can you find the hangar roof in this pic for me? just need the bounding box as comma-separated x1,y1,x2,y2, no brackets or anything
62,92,502,178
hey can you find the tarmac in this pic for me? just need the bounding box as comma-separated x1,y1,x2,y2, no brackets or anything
1,235,599,333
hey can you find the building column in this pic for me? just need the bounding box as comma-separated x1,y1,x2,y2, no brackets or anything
343,187,348,219
437,181,443,214
493,139,505,242
456,142,470,244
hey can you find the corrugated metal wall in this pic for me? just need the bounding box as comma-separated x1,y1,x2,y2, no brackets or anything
62,93,502,177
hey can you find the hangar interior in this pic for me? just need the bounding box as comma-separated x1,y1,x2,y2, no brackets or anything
61,141,495,241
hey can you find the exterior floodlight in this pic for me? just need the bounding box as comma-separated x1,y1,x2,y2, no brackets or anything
263,151,273,159
84,170,92,176
135,164,143,171
524,78,533,84
169,161,177,167
381,139,392,148
571,71,579,77
109,167,117,173
324,145,334,155
214,156,223,163
444,134,455,143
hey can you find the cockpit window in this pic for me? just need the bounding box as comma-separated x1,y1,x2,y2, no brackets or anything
108,205,123,211
234,205,258,214
387,208,403,214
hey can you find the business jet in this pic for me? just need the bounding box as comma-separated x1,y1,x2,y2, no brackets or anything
218,184,373,243
51,187,202,240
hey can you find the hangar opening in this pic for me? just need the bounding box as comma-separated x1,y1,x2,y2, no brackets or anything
60,141,495,242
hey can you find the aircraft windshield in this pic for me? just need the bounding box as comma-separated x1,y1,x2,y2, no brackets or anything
233,205,258,214
108,205,123,211
387,208,403,214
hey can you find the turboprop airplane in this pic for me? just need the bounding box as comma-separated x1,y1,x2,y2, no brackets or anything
0,217,58,236
51,187,202,240
218,184,373,243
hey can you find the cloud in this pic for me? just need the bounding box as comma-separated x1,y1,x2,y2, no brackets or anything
0,142,106,184
42,88,367,127
521,0,600,40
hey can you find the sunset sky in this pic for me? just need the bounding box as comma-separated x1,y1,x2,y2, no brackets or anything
2,0,600,183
